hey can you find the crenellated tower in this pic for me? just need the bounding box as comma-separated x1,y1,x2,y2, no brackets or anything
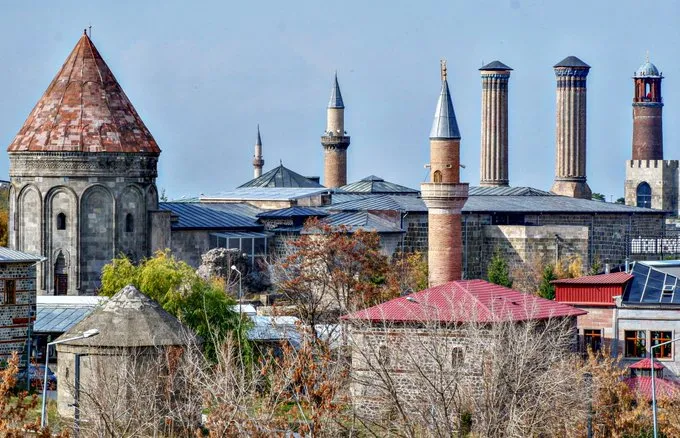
479,61,512,187
321,73,350,188
421,61,469,287
551,56,592,199
253,125,264,178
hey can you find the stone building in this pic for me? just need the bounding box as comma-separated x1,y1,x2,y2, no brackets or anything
479,61,512,187
321,74,350,188
551,56,592,199
7,31,161,295
624,58,679,214
0,248,42,362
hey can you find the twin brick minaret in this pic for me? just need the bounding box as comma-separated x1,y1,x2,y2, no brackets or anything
253,125,264,179
479,61,512,187
421,61,469,287
321,73,351,188
551,56,592,199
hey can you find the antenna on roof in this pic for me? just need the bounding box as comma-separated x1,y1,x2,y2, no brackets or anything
440,59,447,82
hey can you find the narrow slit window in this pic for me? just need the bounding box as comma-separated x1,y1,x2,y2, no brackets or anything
125,213,134,233
56,213,66,230
4,280,15,305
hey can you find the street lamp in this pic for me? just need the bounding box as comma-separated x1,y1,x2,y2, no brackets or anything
231,265,242,314
651,335,680,438
40,328,99,429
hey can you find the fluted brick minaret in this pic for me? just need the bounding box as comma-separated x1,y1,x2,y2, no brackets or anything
551,56,591,199
253,124,264,178
479,61,512,187
321,73,350,188
632,57,663,160
421,61,469,287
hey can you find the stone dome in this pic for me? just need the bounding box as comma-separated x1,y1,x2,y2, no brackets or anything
636,61,660,77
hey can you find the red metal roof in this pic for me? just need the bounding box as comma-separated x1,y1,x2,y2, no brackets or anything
7,32,160,154
342,279,586,324
629,358,665,370
624,377,680,401
551,272,633,285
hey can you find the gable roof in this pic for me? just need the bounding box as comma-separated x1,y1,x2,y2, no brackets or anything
320,211,403,233
338,175,419,195
326,194,427,213
8,32,160,154
159,202,261,230
238,164,324,188
552,272,633,285
343,279,585,324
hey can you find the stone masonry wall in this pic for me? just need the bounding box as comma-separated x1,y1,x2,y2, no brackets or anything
0,262,36,362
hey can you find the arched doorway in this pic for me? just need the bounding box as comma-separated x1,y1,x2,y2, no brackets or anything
54,251,67,295
636,182,652,209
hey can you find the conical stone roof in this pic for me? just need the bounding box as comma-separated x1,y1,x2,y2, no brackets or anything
8,31,160,154
56,285,195,347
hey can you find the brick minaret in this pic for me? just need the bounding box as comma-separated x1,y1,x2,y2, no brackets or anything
551,56,592,199
632,56,663,160
321,73,350,188
421,61,469,287
479,61,512,187
253,124,264,178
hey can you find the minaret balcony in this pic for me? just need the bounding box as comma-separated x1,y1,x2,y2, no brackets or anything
321,135,350,149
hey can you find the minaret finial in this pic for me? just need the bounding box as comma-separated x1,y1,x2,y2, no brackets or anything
440,59,447,82
646,50,650,63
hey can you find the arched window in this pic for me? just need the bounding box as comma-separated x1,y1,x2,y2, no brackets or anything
56,213,66,230
125,213,134,233
636,182,652,208
433,170,442,183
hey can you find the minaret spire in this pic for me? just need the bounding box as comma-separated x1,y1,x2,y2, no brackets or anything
253,124,264,179
321,72,350,188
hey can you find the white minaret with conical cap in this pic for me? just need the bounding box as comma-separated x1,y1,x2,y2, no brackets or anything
253,125,264,178
321,73,350,188
421,61,469,286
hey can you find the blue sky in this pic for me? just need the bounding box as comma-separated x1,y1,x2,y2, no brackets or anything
1,1,679,199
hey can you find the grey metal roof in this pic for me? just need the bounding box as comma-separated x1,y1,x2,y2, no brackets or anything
463,194,661,214
327,194,427,213
210,231,270,239
339,175,419,195
238,164,324,188
257,206,328,218
0,247,43,263
159,202,261,230
57,285,197,347
468,186,554,196
430,79,461,139
202,187,330,202
331,193,374,204
328,73,345,109
479,60,513,71
636,60,661,77
34,297,105,333
197,202,263,218
320,211,403,233
256,124,262,146
554,56,590,69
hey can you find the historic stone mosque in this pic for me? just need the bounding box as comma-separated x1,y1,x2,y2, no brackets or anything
6,31,676,295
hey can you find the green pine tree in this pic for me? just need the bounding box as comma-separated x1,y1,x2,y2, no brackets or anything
538,264,557,300
487,248,513,288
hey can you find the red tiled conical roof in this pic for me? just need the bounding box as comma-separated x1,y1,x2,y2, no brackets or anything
7,31,160,154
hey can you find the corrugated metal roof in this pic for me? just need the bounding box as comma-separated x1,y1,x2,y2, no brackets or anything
210,231,270,239
463,194,661,214
330,193,372,204
0,247,43,263
328,73,345,109
201,187,329,202
343,279,586,323
34,296,106,333
430,79,461,139
624,377,680,401
326,194,427,213
629,358,664,370
468,186,553,196
552,272,633,285
238,165,323,189
257,207,328,218
197,202,262,218
159,202,261,230
339,175,419,195
479,60,513,71
320,211,403,233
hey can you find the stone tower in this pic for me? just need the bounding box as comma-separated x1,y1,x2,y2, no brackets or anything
321,73,350,188
253,125,264,178
479,61,512,187
421,61,469,287
551,56,592,199
625,58,678,213
7,31,160,295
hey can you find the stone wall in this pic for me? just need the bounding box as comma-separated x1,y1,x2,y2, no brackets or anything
169,230,212,268
0,262,36,362
624,160,678,214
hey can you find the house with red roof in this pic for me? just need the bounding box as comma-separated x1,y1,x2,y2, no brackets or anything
624,358,680,401
342,279,585,419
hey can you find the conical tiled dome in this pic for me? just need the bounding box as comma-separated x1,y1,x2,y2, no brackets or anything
7,31,160,154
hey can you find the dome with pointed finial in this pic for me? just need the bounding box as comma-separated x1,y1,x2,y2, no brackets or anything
636,60,661,77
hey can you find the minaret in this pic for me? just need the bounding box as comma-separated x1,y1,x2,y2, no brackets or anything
321,73,350,188
551,56,591,199
253,125,264,178
479,61,512,187
632,56,663,160
421,61,469,287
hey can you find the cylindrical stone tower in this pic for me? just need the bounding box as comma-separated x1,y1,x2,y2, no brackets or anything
632,58,663,160
551,56,592,199
321,73,350,188
421,61,469,287
479,61,512,187
253,125,264,178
